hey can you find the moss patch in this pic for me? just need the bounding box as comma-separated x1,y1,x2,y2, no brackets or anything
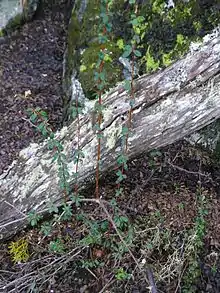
2,13,24,35
79,42,122,97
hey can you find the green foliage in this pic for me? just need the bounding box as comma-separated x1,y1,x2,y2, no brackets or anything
49,238,65,254
77,210,133,261
145,46,160,72
115,267,131,281
70,193,84,207
28,210,43,227
148,149,162,169
61,204,73,221
27,107,71,195
23,2,215,290
8,238,29,263
68,104,83,120
182,190,208,292
80,259,103,269
40,221,52,236
47,201,59,214
64,0,220,103
114,215,129,230
76,0,122,98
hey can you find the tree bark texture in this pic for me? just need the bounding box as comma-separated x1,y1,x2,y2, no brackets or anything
1,30,220,240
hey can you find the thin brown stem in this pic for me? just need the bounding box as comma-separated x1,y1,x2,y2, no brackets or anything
74,96,81,196
95,3,108,199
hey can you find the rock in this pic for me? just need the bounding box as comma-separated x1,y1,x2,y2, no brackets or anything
22,0,40,21
0,0,40,35
0,0,22,30
206,283,213,291
62,0,124,120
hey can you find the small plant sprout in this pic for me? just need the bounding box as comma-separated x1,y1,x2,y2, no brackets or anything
115,267,131,281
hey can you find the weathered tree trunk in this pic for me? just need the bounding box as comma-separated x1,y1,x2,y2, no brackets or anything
1,30,220,240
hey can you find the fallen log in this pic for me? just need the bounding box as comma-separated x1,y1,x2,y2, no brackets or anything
1,29,220,240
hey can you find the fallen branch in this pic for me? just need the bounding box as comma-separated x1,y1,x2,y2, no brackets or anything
1,29,220,240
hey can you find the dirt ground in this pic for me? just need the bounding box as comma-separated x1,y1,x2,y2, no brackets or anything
0,0,69,174
1,140,220,292
0,1,220,293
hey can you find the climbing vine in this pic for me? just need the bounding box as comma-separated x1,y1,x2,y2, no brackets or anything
93,0,112,199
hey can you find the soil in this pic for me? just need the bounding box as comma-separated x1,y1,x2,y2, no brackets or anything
1,1,220,293
0,0,70,174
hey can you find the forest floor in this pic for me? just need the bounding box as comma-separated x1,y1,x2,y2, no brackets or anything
0,1,220,293
0,0,68,174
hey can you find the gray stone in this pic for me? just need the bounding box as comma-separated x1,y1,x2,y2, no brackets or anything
0,0,40,34
0,0,22,30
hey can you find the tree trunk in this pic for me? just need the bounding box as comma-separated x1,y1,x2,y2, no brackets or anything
1,30,220,240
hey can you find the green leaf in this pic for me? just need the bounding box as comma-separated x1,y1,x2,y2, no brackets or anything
42,126,48,137
124,80,131,92
47,202,59,214
117,39,124,50
97,133,103,139
54,140,64,152
49,132,55,139
51,152,59,163
149,149,162,157
98,35,108,43
70,194,83,207
122,45,132,58
122,126,129,136
39,110,48,118
101,220,109,232
122,50,132,58
26,108,34,115
116,170,127,183
30,113,37,123
100,12,108,24
80,65,87,72
145,46,160,72
176,34,184,46
98,51,105,60
104,53,112,62
129,99,135,108
49,239,65,254
130,18,139,26
61,204,73,221
40,222,52,236
117,154,128,167
115,187,123,197
28,211,42,227
134,49,142,57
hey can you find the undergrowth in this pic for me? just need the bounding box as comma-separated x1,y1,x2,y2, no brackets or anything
7,1,211,292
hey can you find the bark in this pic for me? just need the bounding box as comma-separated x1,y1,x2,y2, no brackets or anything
1,30,220,240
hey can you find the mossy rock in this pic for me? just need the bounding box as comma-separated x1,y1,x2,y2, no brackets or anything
79,42,122,97
64,0,220,102
63,0,127,102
